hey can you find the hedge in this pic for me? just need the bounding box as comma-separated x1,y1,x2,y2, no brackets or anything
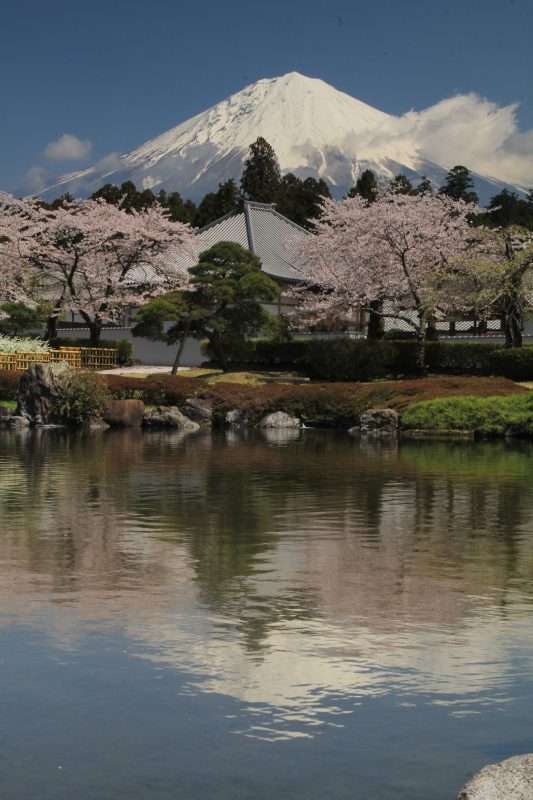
203,338,533,382
104,374,526,428
0,371,23,401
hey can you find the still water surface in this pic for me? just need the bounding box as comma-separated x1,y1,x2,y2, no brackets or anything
0,428,532,799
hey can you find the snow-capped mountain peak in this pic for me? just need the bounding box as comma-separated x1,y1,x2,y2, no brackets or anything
40,72,514,203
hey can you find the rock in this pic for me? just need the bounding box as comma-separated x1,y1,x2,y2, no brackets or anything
184,397,214,425
143,406,200,432
359,408,399,437
225,409,249,428
458,753,533,800
16,362,73,425
83,417,110,432
103,399,145,428
0,415,31,430
259,411,301,429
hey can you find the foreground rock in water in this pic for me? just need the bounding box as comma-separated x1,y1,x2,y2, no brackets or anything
360,408,399,437
259,411,301,429
103,399,145,428
0,415,31,430
458,753,533,800
184,397,214,425
16,362,73,425
225,409,249,428
143,406,200,432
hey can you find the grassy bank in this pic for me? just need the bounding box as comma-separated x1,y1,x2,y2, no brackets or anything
401,394,533,437
3,369,532,435
104,373,527,428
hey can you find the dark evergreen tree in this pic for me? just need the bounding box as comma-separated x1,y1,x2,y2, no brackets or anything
240,137,281,203
346,169,378,203
413,176,433,196
438,165,478,204
91,180,156,212
0,301,47,336
157,190,197,224
134,242,280,372
44,193,75,210
276,174,331,228
194,179,241,228
389,174,413,195
486,189,533,230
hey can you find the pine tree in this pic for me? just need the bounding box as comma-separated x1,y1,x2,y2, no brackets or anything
413,176,433,196
438,166,478,204
194,179,241,227
276,174,331,228
346,169,378,203
389,174,413,195
240,137,281,203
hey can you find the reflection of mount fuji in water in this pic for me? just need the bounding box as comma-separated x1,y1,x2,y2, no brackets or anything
40,72,516,204
1,430,532,740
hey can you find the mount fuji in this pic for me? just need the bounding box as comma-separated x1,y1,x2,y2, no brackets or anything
41,72,514,204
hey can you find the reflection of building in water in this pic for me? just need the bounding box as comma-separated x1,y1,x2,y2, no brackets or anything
1,431,532,737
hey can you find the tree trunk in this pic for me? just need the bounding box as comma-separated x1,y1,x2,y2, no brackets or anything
88,319,102,346
502,309,523,348
45,309,60,342
209,331,228,371
416,313,428,372
171,322,190,375
366,300,384,340
426,315,438,342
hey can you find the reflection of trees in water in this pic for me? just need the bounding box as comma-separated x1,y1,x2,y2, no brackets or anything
0,430,532,653
0,429,165,596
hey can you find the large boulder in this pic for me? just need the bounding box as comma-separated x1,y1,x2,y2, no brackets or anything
259,411,301,429
360,408,399,437
143,406,199,432
0,415,31,430
16,362,73,425
225,409,249,428
103,399,145,428
184,397,214,425
458,753,533,800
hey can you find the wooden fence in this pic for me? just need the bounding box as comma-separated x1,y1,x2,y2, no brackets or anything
0,347,118,371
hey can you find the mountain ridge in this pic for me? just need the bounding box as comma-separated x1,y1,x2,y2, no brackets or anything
40,72,517,204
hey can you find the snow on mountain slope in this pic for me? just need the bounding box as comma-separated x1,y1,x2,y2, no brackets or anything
41,72,512,203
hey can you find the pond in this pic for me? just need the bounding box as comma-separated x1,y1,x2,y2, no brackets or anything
0,428,532,800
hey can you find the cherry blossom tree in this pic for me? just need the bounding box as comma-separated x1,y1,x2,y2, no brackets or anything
291,192,479,369
452,226,533,347
0,194,195,343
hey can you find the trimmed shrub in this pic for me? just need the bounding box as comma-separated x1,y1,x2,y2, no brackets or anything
0,335,49,353
0,371,22,401
54,370,111,425
488,347,533,381
205,338,533,382
401,394,533,437
303,339,397,381
424,341,501,374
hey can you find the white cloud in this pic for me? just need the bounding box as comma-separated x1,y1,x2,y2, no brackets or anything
366,94,533,189
23,166,48,193
93,151,121,173
43,133,93,161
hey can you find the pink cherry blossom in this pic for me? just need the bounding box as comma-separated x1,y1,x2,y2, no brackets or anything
0,193,195,341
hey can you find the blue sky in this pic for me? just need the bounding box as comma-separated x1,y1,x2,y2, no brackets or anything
1,0,531,193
